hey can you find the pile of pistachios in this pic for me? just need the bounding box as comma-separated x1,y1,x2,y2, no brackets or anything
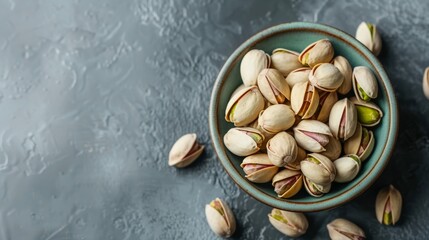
223,36,384,198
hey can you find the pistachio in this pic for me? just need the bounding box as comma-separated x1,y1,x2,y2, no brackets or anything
423,67,429,100
225,86,265,126
356,21,382,56
352,66,378,102
327,218,366,240
240,153,279,183
268,209,308,237
300,153,336,185
223,127,264,156
271,48,303,76
329,98,358,141
313,91,338,122
322,136,342,160
205,198,236,238
240,49,271,86
350,97,383,127
333,154,361,183
309,63,344,92
299,39,334,67
285,67,311,87
272,169,303,198
293,120,332,152
168,133,205,168
375,185,402,225
344,124,375,161
291,81,320,119
258,104,295,135
303,176,331,197
266,132,298,167
286,146,306,171
333,56,353,95
257,68,291,104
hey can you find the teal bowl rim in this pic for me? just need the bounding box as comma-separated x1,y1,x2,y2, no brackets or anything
209,22,398,212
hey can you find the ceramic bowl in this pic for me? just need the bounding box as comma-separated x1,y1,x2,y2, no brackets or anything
209,22,398,212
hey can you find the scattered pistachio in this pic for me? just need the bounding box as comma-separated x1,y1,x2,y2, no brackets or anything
168,133,204,168
356,21,382,56
327,218,366,240
205,198,236,238
375,185,402,225
268,209,308,237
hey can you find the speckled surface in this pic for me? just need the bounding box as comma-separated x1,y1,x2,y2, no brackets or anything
0,0,428,239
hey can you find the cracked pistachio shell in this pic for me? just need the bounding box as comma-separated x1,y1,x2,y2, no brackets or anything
285,67,311,87
303,176,331,197
329,98,358,141
240,49,271,86
257,68,291,104
240,153,279,183
327,218,366,240
286,146,306,171
353,66,378,102
168,133,204,168
376,185,402,225
271,48,303,76
258,104,295,135
266,132,298,167
225,86,265,126
272,169,303,198
333,56,353,95
291,81,320,119
223,127,264,157
299,39,334,67
300,153,336,185
268,209,308,237
334,154,361,183
350,97,383,127
313,91,338,123
293,120,332,152
322,136,342,160
356,22,382,56
205,198,236,238
309,63,344,92
423,67,429,100
344,124,375,161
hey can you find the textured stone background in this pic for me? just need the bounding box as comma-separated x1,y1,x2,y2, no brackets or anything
0,0,428,239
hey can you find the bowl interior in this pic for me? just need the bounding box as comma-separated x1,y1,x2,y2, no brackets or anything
209,22,397,212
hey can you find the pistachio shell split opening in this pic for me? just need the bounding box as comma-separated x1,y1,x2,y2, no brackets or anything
258,104,295,135
300,153,336,185
267,132,298,167
309,63,344,92
299,39,334,67
205,198,236,238
353,66,378,102
224,127,264,156
240,153,279,183
271,48,303,76
313,91,338,122
327,218,366,240
257,68,291,104
351,97,383,127
272,169,303,198
291,81,319,119
333,56,353,95
329,98,357,141
375,185,402,225
240,49,271,86
225,86,265,126
322,136,342,160
285,67,311,87
333,154,361,183
169,133,204,168
355,21,382,56
294,120,332,152
303,176,331,198
268,209,308,237
344,124,375,161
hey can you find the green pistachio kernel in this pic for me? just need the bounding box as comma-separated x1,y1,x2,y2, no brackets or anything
210,200,225,217
246,132,263,144
358,84,371,101
356,105,380,125
307,156,320,164
272,210,288,224
383,211,392,225
229,103,237,120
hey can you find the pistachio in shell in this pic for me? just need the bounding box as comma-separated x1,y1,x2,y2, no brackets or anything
257,68,291,104
309,63,344,92
225,86,265,126
350,97,383,127
375,185,402,225
333,56,353,95
303,176,331,197
344,123,375,161
285,67,311,87
268,209,308,237
321,136,342,160
352,66,378,102
298,39,334,67
291,81,320,119
266,132,298,167
333,154,361,183
272,169,303,198
258,104,295,135
223,127,264,156
293,120,332,152
312,91,338,123
240,153,279,183
327,218,366,240
300,153,336,185
168,133,205,168
328,98,358,141
240,49,271,86
205,198,236,238
356,21,382,56
271,48,303,76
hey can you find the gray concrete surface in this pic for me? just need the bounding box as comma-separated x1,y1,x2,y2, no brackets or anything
0,0,428,239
